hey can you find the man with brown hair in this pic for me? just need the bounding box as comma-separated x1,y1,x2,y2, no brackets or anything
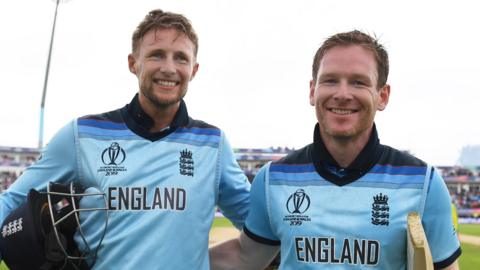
0,9,250,269
209,30,460,270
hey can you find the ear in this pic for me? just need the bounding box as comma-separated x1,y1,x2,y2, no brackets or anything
377,84,390,111
309,79,316,106
128,53,137,74
189,62,200,81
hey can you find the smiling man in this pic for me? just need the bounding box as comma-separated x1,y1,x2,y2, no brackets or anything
128,25,198,131
209,30,461,270
0,9,250,269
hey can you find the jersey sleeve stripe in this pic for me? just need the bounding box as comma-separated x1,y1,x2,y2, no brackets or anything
370,164,427,175
243,226,281,246
176,127,221,136
433,247,461,269
78,119,128,130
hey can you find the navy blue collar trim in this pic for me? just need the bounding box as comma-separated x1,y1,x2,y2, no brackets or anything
120,94,189,141
311,123,384,186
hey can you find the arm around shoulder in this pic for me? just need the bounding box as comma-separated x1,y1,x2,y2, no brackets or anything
209,231,279,270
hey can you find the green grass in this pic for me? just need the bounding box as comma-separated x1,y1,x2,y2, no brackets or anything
459,242,480,269
0,261,8,270
212,216,234,228
458,223,480,237
458,224,480,269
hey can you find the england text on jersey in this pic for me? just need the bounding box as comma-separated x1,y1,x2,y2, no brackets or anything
295,237,380,265
107,186,186,211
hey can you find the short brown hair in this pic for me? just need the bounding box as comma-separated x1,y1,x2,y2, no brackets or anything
312,30,389,89
132,9,199,56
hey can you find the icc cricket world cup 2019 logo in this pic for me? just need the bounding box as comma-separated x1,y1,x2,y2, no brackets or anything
102,142,126,165
98,142,127,176
287,189,311,214
284,189,311,226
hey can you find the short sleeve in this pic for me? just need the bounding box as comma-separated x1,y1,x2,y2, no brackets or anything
217,133,251,229
244,164,280,245
0,121,78,223
422,169,461,268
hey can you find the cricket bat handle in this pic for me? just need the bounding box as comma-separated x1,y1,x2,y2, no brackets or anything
407,212,434,270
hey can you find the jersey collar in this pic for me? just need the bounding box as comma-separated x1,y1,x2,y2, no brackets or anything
121,93,189,141
311,123,384,186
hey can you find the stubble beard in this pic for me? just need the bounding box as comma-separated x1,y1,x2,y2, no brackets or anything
317,108,372,142
140,82,187,109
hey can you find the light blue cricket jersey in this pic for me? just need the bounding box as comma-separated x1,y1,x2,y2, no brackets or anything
0,96,250,269
245,124,461,269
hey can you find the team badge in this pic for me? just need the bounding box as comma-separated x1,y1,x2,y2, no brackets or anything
97,142,127,176
284,189,311,226
371,193,389,226
179,149,194,177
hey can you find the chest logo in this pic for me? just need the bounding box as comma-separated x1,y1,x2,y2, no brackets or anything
371,193,389,226
179,149,194,177
101,142,126,165
98,142,127,176
284,189,311,226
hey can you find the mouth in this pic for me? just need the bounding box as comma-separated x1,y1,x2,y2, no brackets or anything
329,108,358,115
153,79,179,87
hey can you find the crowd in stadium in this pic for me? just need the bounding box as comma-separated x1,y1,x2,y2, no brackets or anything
452,191,480,209
0,171,18,193
440,165,480,180
0,153,36,168
437,166,480,210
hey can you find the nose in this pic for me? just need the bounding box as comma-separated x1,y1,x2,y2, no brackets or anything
333,81,353,101
160,57,176,75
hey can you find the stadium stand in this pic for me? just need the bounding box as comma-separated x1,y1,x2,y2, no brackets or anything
234,147,293,180
0,146,40,192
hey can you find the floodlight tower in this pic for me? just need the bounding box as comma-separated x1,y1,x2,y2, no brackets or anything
39,0,68,149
